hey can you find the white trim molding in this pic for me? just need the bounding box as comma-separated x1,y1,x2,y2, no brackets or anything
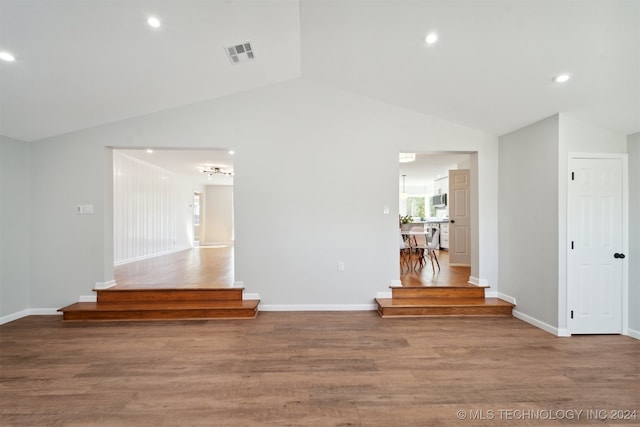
0,308,62,325
513,309,570,337
0,309,31,325
260,304,377,312
497,292,517,305
626,328,640,340
468,276,490,287
114,247,191,266
94,280,117,290
79,295,98,302
376,291,392,299
243,293,260,300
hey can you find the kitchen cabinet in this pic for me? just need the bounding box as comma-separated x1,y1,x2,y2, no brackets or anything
439,223,449,250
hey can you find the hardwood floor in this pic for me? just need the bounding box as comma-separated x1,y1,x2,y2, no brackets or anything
59,246,258,321
114,245,234,287
400,249,471,287
1,313,638,426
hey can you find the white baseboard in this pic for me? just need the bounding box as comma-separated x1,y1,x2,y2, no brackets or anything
0,308,61,325
201,241,233,246
114,247,191,266
376,291,392,299
468,276,490,287
243,293,260,300
497,292,517,305
390,280,402,287
259,304,377,312
512,309,569,337
94,280,116,290
79,295,97,302
0,309,31,325
626,328,640,340
233,281,244,288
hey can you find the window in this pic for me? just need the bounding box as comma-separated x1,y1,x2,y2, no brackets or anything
405,196,425,220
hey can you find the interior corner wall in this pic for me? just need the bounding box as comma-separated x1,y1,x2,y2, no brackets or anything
626,132,640,334
0,136,31,319
499,115,560,329
557,114,629,333
203,185,234,244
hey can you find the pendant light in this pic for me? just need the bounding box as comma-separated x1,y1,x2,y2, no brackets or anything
401,174,408,200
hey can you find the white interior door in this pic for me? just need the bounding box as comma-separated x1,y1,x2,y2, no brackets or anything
568,157,624,334
448,169,471,265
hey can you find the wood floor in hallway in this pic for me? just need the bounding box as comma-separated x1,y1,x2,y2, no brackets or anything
1,312,638,426
400,249,472,287
114,245,234,288
113,246,469,290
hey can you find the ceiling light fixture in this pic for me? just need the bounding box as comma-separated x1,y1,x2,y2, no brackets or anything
0,51,16,62
425,32,439,45
553,73,571,83
147,16,161,28
202,166,233,178
146,148,153,154
399,153,416,163
228,150,235,155
401,175,408,200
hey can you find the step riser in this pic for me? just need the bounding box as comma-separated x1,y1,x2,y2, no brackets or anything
379,306,512,317
97,289,243,303
62,308,258,321
392,288,485,299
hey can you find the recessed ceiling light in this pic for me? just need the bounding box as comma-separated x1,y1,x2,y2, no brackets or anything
553,73,571,83
228,150,235,155
147,16,161,28
146,149,153,153
425,32,439,45
0,51,16,62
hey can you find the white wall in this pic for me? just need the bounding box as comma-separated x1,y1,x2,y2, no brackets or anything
627,132,640,335
557,114,628,333
19,78,498,311
499,114,631,335
0,136,31,320
203,185,234,244
113,151,193,265
499,115,560,328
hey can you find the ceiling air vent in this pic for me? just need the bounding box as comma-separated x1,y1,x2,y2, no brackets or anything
225,41,254,64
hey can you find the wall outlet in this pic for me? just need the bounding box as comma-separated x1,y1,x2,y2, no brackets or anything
338,261,345,272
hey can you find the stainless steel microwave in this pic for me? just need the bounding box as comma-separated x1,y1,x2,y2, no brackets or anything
432,193,447,207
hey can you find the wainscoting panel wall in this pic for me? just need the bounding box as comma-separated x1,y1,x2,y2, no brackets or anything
113,151,192,265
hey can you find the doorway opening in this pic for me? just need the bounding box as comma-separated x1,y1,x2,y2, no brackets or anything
193,192,201,246
398,151,475,286
111,148,235,287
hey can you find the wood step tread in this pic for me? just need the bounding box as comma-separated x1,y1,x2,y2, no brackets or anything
391,286,485,299
60,300,259,312
100,284,243,291
390,283,483,289
376,297,514,307
96,287,244,303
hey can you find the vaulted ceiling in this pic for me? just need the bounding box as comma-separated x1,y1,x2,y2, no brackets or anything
1,0,638,142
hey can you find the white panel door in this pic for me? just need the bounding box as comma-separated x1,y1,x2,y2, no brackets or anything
568,158,623,334
448,169,471,266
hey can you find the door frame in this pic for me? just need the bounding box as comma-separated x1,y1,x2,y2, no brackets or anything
564,152,629,336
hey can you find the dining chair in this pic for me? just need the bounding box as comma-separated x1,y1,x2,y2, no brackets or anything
425,229,441,270
399,231,412,271
411,226,428,268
